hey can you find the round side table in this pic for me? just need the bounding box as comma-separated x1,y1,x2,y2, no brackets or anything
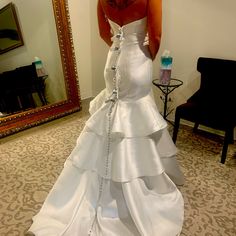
152,78,183,122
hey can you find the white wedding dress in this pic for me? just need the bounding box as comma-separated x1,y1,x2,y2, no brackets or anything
28,17,184,236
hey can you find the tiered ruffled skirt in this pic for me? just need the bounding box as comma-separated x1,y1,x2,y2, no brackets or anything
28,93,184,236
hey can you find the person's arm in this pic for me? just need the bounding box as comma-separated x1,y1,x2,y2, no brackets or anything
97,0,112,46
147,0,162,60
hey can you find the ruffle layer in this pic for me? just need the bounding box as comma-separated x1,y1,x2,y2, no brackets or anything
87,91,167,138
29,161,184,236
68,126,181,183
68,91,184,183
89,89,108,115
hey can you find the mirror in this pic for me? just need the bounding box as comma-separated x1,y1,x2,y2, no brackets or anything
0,0,81,138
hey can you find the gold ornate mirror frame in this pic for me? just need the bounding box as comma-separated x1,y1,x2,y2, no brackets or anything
0,0,81,138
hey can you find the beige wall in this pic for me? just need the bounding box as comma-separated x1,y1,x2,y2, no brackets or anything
89,0,108,96
69,0,107,99
71,0,236,116
68,0,93,99
0,0,66,104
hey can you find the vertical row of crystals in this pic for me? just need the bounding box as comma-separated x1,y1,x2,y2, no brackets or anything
88,27,124,236
106,27,123,103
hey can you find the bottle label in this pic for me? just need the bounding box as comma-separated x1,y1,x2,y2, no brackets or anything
160,56,173,85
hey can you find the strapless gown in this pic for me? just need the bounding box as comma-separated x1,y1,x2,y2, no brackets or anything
28,18,184,236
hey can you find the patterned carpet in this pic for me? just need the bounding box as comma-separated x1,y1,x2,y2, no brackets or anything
0,101,236,236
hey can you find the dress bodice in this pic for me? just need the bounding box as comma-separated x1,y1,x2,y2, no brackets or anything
108,17,148,45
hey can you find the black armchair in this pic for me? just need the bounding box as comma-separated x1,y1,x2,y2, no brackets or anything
173,57,236,164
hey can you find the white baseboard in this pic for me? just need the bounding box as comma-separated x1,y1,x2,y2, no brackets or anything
171,119,236,140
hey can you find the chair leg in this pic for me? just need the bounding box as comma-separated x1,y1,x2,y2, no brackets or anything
172,115,180,143
221,129,232,164
228,129,234,144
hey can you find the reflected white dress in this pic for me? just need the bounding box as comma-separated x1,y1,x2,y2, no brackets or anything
28,17,184,236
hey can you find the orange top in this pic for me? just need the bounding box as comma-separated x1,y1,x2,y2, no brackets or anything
97,0,162,60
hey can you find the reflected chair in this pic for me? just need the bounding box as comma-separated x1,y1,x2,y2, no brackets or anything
17,63,48,106
1,70,22,113
172,57,236,164
0,63,47,114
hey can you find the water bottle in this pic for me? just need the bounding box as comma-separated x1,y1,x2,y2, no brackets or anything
160,50,173,85
34,57,46,77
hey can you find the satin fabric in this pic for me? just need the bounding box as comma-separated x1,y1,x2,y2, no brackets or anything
28,17,184,236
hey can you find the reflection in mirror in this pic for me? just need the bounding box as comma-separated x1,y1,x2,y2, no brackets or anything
0,0,81,138
0,0,66,117
0,0,66,118
0,2,24,54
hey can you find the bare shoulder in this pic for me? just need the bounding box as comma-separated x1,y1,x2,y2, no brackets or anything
99,0,147,9
105,0,137,10
99,0,148,26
